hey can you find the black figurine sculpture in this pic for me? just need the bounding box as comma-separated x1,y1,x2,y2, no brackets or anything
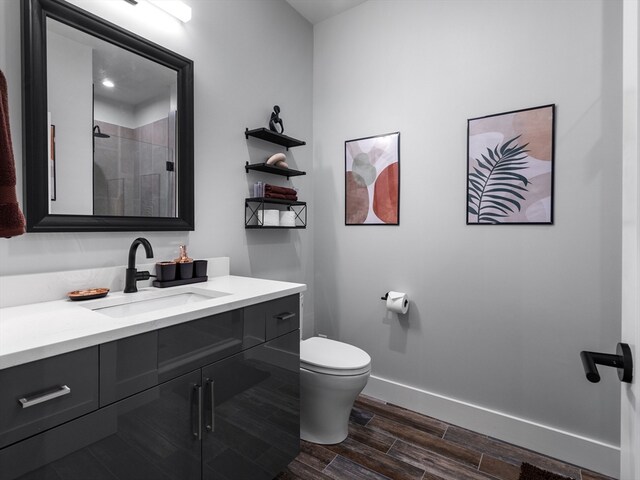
269,105,284,134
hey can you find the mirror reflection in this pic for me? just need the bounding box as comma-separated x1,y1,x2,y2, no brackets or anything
46,18,178,218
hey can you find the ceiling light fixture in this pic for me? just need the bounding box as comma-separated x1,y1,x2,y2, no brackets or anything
102,79,115,88
148,0,192,23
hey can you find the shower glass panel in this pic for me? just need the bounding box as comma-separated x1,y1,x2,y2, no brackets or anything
93,118,176,217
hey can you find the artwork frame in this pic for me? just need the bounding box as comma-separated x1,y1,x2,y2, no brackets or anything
345,132,400,225
467,104,555,225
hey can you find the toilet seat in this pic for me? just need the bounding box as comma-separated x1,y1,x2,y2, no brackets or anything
300,337,371,376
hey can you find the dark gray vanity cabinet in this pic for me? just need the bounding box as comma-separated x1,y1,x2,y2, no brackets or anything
0,295,300,480
202,330,300,480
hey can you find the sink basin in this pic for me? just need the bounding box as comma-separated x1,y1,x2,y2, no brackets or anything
85,287,230,318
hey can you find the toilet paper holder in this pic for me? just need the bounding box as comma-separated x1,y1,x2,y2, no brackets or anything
381,291,409,314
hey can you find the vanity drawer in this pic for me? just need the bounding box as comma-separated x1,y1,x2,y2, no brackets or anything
99,331,158,407
265,294,300,340
243,302,266,348
158,309,244,383
0,347,99,449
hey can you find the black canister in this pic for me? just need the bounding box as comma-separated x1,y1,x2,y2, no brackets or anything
194,260,208,278
156,262,177,282
177,261,194,279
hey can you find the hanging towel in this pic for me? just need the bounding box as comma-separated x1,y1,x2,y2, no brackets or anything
0,69,26,238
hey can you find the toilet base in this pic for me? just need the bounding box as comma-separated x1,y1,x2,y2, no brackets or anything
300,367,370,444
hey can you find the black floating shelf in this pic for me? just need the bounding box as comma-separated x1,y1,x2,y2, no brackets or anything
244,198,307,229
245,197,306,206
245,127,306,150
245,162,306,179
245,225,306,229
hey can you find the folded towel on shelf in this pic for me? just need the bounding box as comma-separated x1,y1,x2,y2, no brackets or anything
265,184,297,196
265,192,298,201
0,69,26,238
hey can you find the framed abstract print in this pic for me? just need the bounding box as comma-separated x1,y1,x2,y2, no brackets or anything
345,132,400,225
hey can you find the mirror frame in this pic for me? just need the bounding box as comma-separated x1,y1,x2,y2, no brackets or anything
21,0,194,232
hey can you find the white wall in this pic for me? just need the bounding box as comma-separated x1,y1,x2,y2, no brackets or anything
47,30,93,215
0,0,314,336
135,93,171,128
94,96,137,129
313,0,622,475
95,94,172,129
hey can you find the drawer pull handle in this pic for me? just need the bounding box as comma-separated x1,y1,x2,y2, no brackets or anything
19,385,71,408
275,312,296,321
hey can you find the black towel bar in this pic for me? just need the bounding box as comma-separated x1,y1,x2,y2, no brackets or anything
580,343,632,383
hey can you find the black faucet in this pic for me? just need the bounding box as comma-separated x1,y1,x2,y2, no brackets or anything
124,237,154,293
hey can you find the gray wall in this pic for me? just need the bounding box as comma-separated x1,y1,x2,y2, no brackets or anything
0,0,314,335
313,0,622,448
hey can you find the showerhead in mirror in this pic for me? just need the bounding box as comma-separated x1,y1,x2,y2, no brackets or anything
93,125,110,138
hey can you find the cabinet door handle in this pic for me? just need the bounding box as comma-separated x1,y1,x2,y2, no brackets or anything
192,384,202,440
205,378,215,432
275,312,296,321
18,385,71,409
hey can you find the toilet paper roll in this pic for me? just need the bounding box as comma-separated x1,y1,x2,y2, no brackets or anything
386,291,409,314
262,209,280,226
280,211,296,227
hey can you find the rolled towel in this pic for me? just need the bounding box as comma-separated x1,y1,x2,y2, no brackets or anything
280,211,296,227
265,184,297,196
0,69,25,238
262,209,279,226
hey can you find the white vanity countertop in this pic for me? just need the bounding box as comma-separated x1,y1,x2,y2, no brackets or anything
0,275,306,370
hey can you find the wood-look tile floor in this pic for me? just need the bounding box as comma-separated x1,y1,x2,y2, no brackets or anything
276,395,616,480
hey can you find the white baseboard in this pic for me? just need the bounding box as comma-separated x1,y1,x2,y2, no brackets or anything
362,375,620,479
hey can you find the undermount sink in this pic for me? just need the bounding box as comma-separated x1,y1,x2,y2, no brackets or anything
85,287,230,318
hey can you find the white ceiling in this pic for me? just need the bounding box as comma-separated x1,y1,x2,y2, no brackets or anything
48,17,176,107
285,0,368,25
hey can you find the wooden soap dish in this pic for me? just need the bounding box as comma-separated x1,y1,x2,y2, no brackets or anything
68,288,110,301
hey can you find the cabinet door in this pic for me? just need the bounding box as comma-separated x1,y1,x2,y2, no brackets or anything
0,370,201,480
201,330,300,480
158,310,243,383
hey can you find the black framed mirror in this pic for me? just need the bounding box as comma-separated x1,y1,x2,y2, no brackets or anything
22,0,194,232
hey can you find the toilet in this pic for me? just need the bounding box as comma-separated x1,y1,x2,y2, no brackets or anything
300,336,371,444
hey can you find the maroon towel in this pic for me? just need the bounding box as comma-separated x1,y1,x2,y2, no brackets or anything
265,192,298,201
0,69,26,238
265,184,297,196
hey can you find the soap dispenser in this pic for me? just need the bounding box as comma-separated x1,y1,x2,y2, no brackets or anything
174,245,194,279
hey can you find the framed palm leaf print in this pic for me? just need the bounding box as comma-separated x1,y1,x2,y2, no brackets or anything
467,104,555,224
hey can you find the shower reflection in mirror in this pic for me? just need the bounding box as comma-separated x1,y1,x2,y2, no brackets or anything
46,17,178,218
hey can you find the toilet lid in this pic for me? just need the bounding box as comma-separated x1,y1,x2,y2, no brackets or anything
300,337,371,376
